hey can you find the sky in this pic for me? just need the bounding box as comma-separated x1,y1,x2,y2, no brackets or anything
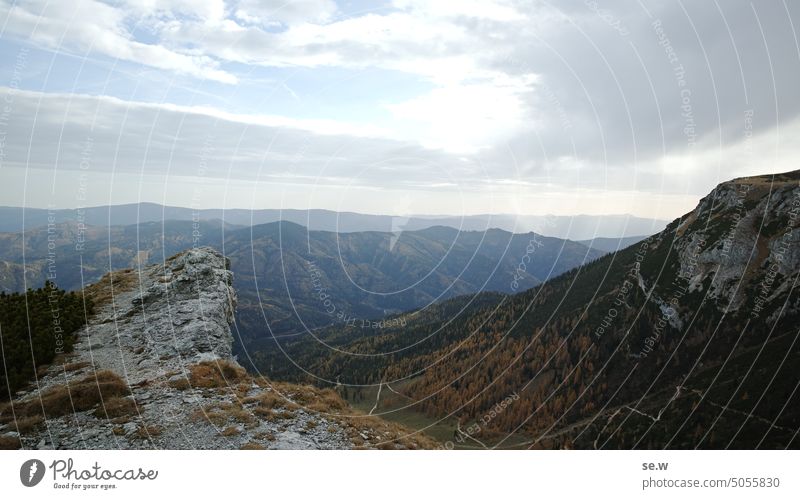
0,0,799,219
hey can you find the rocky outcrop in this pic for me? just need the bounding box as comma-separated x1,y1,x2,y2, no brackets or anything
644,171,800,317
0,247,435,450
83,247,237,385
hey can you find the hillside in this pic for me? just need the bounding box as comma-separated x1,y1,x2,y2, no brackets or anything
0,220,603,348
227,222,602,345
576,235,648,252
261,170,800,449
0,247,435,450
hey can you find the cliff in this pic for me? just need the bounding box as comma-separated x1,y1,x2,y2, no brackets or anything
650,170,800,319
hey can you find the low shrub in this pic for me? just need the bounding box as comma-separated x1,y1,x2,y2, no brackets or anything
8,370,131,420
239,442,264,450
0,434,21,450
188,360,248,389
93,396,139,419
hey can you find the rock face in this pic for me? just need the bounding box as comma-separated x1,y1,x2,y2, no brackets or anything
646,171,800,319
0,247,434,450
84,247,237,385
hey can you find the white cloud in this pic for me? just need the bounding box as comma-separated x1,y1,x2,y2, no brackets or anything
0,0,237,83
0,86,463,184
234,0,338,26
121,0,227,23
0,0,551,152
3,84,798,220
392,0,525,22
2,0,800,218
386,75,537,153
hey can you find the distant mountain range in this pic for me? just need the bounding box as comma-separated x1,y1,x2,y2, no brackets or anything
0,219,604,349
250,170,800,449
0,204,668,240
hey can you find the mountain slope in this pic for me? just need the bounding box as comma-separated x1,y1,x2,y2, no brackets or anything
0,220,603,342
576,235,649,252
260,170,800,449
228,221,603,343
0,248,435,450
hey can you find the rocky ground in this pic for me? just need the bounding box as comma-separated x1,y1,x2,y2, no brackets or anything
0,247,435,450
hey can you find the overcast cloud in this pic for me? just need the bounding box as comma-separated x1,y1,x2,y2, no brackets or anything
1,0,798,218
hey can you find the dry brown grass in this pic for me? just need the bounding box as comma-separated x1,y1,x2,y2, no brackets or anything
252,406,274,419
2,363,436,450
2,370,131,421
251,407,292,422
241,377,435,449
243,389,297,411
134,424,163,439
84,268,141,309
191,402,256,428
191,407,226,427
187,360,248,389
239,441,265,450
267,382,347,413
233,382,252,398
220,426,240,437
242,381,346,414
167,377,191,390
0,434,21,450
63,361,92,372
93,396,139,419
254,431,276,442
337,414,438,450
11,414,43,434
253,376,271,388
0,402,12,427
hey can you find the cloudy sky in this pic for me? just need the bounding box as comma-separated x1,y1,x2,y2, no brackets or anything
0,0,798,218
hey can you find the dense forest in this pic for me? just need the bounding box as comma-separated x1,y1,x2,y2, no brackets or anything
0,282,92,399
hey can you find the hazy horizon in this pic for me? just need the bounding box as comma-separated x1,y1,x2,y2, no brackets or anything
3,2,798,220
0,200,674,221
